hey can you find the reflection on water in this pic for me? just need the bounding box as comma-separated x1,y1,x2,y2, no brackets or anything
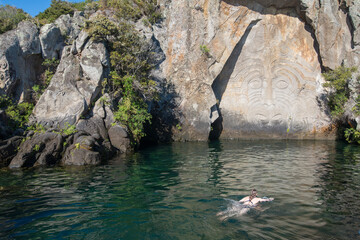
0,140,360,239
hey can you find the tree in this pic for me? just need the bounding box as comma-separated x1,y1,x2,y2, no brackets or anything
0,5,30,34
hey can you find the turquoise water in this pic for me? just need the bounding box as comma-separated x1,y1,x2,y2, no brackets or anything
0,140,360,240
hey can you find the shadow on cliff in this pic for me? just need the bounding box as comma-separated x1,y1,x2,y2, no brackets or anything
209,19,261,140
141,81,183,146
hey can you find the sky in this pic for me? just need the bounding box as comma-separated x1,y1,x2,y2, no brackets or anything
0,0,84,17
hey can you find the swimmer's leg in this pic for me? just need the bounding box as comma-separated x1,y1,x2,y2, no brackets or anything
238,207,250,215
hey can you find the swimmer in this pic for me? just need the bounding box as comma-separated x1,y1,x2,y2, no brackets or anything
239,189,274,206
216,189,274,220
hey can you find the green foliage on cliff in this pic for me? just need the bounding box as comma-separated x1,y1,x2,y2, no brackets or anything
323,66,357,120
85,14,156,144
0,95,34,129
84,15,118,41
36,0,98,25
107,0,161,24
323,66,360,144
113,76,152,143
344,128,360,144
36,0,74,24
200,45,210,54
0,5,30,34
32,58,60,101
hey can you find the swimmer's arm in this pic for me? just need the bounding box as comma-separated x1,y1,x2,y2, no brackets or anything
259,197,274,202
239,196,250,203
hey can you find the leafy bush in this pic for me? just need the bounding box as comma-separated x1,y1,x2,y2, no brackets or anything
72,0,97,11
84,15,119,42
322,66,360,144
344,128,360,144
31,58,59,102
107,0,161,24
61,122,77,135
42,58,60,86
322,66,357,119
0,5,30,34
85,14,156,144
0,95,34,129
200,44,210,54
36,0,77,25
113,76,152,143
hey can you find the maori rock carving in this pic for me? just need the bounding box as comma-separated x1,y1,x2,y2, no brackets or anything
217,14,330,137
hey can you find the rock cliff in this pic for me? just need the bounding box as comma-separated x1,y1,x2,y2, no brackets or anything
0,1,360,166
154,0,360,141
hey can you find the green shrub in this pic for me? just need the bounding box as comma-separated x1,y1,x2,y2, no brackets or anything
0,95,34,129
61,122,77,135
322,66,360,144
113,76,152,143
36,0,76,25
107,0,161,24
322,66,357,120
33,144,40,152
0,5,30,34
344,128,360,144
72,0,97,11
200,44,210,54
84,15,119,42
42,58,59,85
27,123,46,133
85,14,156,144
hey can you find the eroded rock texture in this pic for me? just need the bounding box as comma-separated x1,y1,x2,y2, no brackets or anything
30,37,108,128
0,21,42,102
155,0,359,140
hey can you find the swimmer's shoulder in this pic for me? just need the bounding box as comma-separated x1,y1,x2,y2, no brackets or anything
239,196,250,202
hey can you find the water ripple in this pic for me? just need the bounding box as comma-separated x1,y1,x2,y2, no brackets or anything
0,140,359,239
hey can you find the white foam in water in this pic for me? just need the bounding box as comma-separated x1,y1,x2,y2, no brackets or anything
216,199,253,221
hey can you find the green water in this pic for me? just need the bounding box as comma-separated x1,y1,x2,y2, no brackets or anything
0,140,360,240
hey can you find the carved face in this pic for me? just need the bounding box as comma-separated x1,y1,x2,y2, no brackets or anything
243,60,300,126
219,15,323,132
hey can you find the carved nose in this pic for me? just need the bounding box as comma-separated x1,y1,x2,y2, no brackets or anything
263,80,274,106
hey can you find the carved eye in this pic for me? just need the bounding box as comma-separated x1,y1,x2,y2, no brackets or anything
248,79,262,89
275,80,289,89
0,62,7,69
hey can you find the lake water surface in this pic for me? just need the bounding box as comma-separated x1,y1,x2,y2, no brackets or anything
0,140,360,239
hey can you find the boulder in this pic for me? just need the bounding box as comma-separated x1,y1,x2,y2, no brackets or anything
54,12,85,41
76,117,109,140
0,136,23,167
108,125,131,153
39,23,64,60
61,135,101,166
16,21,42,57
9,132,64,168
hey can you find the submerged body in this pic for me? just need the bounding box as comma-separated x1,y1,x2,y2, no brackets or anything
239,196,274,207
217,189,274,220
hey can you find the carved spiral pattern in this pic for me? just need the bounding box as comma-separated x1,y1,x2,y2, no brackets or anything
219,16,323,132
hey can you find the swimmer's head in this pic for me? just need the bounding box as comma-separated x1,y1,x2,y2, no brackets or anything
249,189,257,201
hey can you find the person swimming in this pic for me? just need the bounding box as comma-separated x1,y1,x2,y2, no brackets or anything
216,189,274,220
239,189,274,206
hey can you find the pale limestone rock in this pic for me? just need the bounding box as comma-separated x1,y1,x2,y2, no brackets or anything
39,23,64,59
54,12,85,41
31,40,109,128
0,21,42,102
16,21,41,57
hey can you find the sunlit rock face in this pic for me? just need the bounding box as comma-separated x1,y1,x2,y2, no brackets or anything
156,0,344,140
215,14,330,138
